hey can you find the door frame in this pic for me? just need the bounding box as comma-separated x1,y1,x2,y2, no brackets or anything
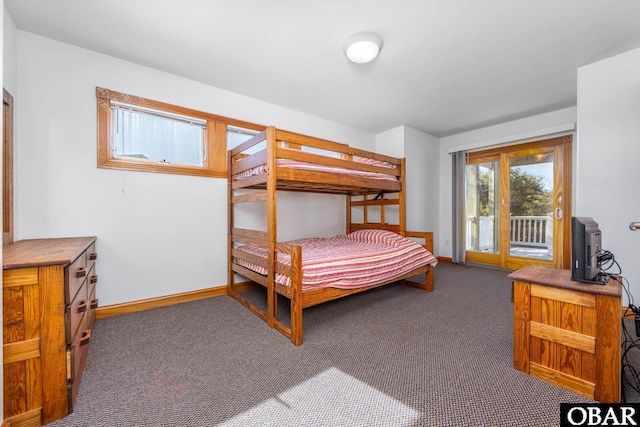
465,135,572,270
3,88,14,245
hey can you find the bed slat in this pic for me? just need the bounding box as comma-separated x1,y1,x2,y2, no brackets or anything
274,262,291,277
230,130,266,156
231,149,267,175
231,263,267,287
276,147,401,176
275,129,349,153
350,197,400,207
349,223,401,232
275,129,400,165
232,192,267,204
231,173,267,190
231,248,268,269
276,168,401,192
274,243,297,255
231,228,267,246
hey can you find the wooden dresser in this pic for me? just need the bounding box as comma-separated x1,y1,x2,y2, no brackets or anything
508,265,621,402
3,237,98,426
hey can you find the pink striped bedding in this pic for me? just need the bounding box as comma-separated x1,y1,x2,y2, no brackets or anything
235,156,398,182
236,229,437,291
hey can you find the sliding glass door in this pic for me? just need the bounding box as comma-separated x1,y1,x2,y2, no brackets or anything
465,156,500,266
464,136,572,270
504,146,558,270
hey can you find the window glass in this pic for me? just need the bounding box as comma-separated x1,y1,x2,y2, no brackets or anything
466,160,499,254
301,146,340,158
227,126,262,154
113,104,205,166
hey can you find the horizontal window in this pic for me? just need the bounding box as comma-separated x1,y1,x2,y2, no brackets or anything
96,88,264,178
112,101,206,167
227,125,261,153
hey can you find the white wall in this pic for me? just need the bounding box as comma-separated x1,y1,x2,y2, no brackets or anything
404,127,440,241
15,31,376,306
438,107,577,259
577,47,640,304
375,126,440,247
3,5,15,95
375,126,405,158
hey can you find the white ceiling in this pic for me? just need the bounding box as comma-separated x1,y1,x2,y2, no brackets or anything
6,0,640,137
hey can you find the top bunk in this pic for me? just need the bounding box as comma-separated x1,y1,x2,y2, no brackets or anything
228,126,404,195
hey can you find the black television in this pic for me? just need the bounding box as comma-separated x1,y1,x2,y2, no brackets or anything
571,217,606,284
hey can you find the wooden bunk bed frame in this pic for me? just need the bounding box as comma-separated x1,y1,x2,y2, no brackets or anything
227,126,435,345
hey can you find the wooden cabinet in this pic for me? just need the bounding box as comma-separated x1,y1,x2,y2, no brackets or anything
508,265,621,402
3,237,98,426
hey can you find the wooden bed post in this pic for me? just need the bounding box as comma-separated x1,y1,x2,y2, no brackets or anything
290,245,303,346
363,195,368,225
346,195,352,234
403,231,435,292
227,148,235,296
266,126,277,328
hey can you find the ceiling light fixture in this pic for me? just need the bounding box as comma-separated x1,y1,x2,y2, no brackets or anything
343,32,383,64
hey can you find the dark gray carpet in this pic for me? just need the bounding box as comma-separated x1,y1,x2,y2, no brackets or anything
46,263,619,427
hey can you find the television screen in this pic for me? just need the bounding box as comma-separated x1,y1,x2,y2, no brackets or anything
571,217,605,284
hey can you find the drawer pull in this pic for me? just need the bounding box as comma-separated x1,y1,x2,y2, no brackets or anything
90,299,99,309
89,275,98,284
77,299,88,313
76,267,86,278
80,330,91,346
89,252,98,261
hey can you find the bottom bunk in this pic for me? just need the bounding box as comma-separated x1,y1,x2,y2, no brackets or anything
228,229,437,345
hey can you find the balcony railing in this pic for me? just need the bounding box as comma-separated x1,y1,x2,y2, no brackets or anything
510,215,551,248
467,215,553,254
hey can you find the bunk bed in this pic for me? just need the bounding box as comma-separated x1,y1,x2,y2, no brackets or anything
228,126,437,345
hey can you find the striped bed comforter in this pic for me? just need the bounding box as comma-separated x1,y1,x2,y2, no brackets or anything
236,229,437,291
235,157,399,182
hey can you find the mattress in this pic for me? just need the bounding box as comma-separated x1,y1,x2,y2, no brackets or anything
235,229,437,291
234,156,399,182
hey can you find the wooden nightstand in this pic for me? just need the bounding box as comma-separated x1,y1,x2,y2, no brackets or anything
508,265,621,402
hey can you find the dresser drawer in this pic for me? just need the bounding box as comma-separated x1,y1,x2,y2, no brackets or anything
67,327,91,412
87,261,98,297
66,279,88,345
86,242,97,276
65,251,87,304
86,274,98,331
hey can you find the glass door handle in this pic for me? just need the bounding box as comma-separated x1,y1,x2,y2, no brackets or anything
555,207,563,220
